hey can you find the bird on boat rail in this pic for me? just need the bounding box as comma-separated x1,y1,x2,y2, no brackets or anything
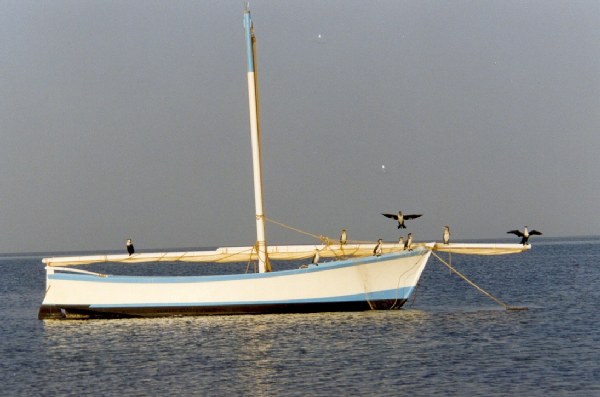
340,229,347,246
126,239,135,256
373,239,383,256
404,233,413,251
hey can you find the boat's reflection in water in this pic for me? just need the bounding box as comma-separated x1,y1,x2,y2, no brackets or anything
41,310,432,395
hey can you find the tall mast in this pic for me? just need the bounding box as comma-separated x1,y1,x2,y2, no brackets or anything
243,6,270,273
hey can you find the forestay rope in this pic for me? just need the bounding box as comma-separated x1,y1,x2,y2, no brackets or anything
263,216,377,259
429,250,528,311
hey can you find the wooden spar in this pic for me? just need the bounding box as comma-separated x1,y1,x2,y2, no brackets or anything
243,8,270,272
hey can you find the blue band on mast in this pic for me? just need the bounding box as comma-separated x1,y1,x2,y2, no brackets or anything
243,11,254,73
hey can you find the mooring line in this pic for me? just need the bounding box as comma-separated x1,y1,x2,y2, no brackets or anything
430,250,527,311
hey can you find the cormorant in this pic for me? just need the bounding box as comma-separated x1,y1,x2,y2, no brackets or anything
507,226,542,245
340,229,347,246
443,226,451,245
404,233,413,251
126,239,135,256
382,211,422,229
311,250,320,265
373,239,383,257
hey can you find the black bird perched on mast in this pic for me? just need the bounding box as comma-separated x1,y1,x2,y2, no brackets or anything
507,226,542,245
126,239,135,256
382,211,422,229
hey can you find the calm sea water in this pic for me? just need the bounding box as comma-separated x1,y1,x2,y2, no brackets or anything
1,237,599,396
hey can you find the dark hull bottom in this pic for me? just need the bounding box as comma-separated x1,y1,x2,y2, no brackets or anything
39,299,408,320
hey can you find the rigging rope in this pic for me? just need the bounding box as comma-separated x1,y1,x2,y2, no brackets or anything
263,216,340,260
223,216,381,271
263,216,375,246
429,250,528,311
264,216,323,241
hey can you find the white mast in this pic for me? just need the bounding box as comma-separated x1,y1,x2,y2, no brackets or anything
243,7,270,273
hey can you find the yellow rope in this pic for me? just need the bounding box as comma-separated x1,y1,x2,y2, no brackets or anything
245,244,257,274
263,216,376,246
215,246,256,263
244,241,272,273
264,216,322,240
239,216,370,271
263,216,383,262
430,250,527,311
264,216,337,259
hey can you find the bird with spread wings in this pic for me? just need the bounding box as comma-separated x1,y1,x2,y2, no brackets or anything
382,211,423,229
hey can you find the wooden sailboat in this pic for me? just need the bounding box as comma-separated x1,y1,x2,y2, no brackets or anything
38,8,529,320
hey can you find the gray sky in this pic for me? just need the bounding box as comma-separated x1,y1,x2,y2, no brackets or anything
1,0,599,253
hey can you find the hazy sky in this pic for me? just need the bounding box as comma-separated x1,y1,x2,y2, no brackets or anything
2,0,599,253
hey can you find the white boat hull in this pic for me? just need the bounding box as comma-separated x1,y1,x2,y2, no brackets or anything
39,248,432,319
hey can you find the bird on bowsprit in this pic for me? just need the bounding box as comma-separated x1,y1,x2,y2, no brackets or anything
126,239,135,256
507,226,542,245
382,211,423,229
404,233,413,251
443,226,451,245
340,229,347,246
373,239,383,257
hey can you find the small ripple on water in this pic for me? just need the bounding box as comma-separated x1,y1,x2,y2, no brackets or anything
2,241,600,396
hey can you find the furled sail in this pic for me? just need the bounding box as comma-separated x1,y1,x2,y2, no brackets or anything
42,242,529,267
42,243,395,267
430,243,531,255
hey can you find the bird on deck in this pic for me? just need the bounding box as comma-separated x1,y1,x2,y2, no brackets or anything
398,236,404,248
311,249,320,265
507,226,542,245
404,233,413,251
443,226,451,245
382,211,422,229
126,239,135,256
373,239,383,257
340,229,347,246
